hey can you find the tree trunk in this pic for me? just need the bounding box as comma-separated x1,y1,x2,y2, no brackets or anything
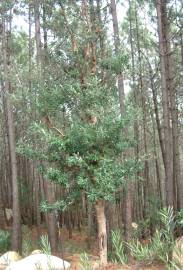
170,84,183,209
34,0,42,67
2,18,21,251
110,0,132,245
110,0,125,113
149,63,166,170
44,180,58,254
134,4,150,219
0,183,6,228
156,0,174,206
95,200,107,266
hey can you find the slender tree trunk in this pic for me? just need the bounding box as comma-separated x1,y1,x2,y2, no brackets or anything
128,6,142,222
110,0,125,113
34,0,42,67
0,100,6,229
180,33,183,74
170,83,183,209
150,105,163,206
110,0,132,245
175,33,183,209
134,6,150,219
156,0,174,206
95,200,107,266
34,0,59,251
2,18,21,251
149,63,166,169
0,183,6,228
87,202,94,249
28,0,32,93
34,162,41,235
44,181,58,254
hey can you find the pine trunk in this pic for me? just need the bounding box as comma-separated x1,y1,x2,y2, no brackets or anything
2,19,21,251
111,0,132,245
156,0,174,206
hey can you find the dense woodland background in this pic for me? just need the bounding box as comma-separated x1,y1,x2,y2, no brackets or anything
0,0,183,268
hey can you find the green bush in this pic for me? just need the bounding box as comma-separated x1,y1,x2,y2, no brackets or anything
0,229,11,252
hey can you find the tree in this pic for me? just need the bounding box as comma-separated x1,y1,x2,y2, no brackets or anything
110,0,133,246
156,0,174,207
1,2,21,251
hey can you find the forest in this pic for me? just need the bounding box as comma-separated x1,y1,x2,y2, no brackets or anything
0,0,183,269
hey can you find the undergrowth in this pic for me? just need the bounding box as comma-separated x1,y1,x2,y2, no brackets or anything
111,230,128,265
128,207,182,269
0,229,10,252
80,252,92,270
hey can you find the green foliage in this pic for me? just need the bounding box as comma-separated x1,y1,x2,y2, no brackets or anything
39,235,51,255
19,75,141,211
111,230,128,265
159,207,175,244
0,1,15,14
101,54,129,73
145,196,162,229
40,196,74,212
168,261,182,270
22,239,32,257
132,219,150,239
128,207,175,266
176,209,183,228
128,239,154,264
22,225,33,257
0,229,11,252
80,252,92,270
151,230,171,264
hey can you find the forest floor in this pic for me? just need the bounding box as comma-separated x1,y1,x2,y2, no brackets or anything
27,226,166,270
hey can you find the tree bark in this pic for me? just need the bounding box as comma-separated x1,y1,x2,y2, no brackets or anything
0,182,6,228
110,0,133,245
44,180,58,254
110,0,125,113
34,0,42,67
170,81,183,209
95,200,107,266
134,4,150,219
2,18,21,251
156,0,174,206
